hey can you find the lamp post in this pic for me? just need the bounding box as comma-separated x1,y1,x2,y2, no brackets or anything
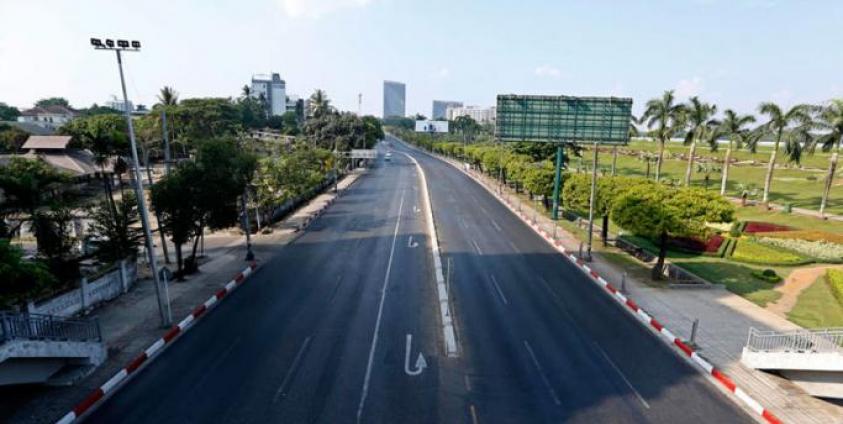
91,38,171,326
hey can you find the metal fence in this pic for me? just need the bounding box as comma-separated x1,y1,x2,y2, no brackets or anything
0,312,101,343
746,327,843,354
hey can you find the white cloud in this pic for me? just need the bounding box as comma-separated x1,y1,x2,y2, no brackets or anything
433,67,450,79
675,76,704,98
534,65,562,78
279,0,374,18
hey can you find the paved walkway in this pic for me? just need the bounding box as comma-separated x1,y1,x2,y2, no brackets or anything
435,153,843,424
2,171,364,424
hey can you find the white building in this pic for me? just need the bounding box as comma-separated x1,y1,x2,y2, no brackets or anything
16,105,77,130
446,105,497,124
106,96,133,113
251,73,286,116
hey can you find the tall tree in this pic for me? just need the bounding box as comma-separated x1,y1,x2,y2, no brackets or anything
0,158,70,239
718,109,756,195
87,192,143,263
308,89,332,118
0,123,29,153
157,86,179,106
642,90,685,182
0,103,20,121
241,85,252,97
757,102,811,205
682,97,719,186
813,99,843,216
35,97,71,108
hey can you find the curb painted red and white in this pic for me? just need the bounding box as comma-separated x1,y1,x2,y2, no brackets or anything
400,140,783,424
56,262,257,424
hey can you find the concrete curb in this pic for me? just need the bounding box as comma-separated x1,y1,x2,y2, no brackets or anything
396,138,783,424
55,262,257,424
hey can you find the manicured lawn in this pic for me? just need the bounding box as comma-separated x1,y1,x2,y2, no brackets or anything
576,140,843,214
675,261,783,307
787,275,843,328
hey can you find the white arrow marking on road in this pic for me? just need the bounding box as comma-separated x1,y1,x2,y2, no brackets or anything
404,334,427,376
408,236,419,248
413,205,420,213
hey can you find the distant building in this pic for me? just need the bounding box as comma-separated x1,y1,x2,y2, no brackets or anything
446,105,497,124
106,97,133,113
383,81,406,118
432,100,462,120
251,73,287,116
16,105,77,130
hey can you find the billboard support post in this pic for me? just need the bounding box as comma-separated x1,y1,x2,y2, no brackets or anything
551,144,564,220
586,142,599,261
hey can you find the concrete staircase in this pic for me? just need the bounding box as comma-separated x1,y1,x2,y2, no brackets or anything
0,312,106,386
742,327,843,399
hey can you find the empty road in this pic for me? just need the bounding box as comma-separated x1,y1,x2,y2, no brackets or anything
82,136,752,423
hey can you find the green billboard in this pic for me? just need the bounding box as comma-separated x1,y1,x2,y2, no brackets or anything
496,95,633,144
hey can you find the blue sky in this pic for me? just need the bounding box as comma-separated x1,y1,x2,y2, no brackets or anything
1,0,841,118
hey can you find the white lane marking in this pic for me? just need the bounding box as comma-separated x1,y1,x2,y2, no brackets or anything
404,334,427,376
523,340,562,406
592,342,650,409
401,152,458,357
471,239,483,255
356,194,405,423
489,274,509,305
490,219,502,232
273,336,312,403
507,240,520,253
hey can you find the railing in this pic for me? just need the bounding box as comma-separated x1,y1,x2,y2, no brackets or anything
0,312,101,344
746,327,843,354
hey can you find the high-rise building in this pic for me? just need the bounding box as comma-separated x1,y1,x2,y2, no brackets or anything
383,81,406,118
446,105,497,124
251,73,286,116
432,100,463,120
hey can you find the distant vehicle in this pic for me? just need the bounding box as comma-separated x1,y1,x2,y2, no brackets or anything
385,152,392,162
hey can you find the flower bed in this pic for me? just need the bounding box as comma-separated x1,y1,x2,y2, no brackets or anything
757,237,843,263
743,221,794,234
756,230,843,245
667,234,725,254
730,239,813,266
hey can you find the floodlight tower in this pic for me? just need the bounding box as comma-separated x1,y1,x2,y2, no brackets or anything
90,38,171,326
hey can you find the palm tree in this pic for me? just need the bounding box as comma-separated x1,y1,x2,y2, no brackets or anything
757,102,811,205
309,89,332,118
682,97,718,186
813,99,843,216
718,109,756,195
157,86,179,106
241,85,251,98
642,90,685,182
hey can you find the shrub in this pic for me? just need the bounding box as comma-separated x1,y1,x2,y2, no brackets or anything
827,269,843,307
757,237,843,262
730,221,743,237
668,234,724,254
743,221,794,234
751,268,782,284
731,239,812,266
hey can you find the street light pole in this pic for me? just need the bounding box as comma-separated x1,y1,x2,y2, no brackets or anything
92,38,171,326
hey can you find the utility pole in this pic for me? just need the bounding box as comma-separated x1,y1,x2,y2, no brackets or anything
358,93,362,116
586,142,599,261
91,38,171,326
551,144,564,220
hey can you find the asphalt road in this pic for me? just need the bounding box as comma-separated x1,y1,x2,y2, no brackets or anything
83,136,753,424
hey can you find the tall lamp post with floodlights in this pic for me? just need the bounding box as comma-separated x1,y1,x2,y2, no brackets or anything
91,38,171,326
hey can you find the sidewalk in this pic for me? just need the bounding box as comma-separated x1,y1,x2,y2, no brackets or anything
435,153,843,424
3,171,364,424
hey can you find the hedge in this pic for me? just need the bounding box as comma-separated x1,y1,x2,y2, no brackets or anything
828,269,843,308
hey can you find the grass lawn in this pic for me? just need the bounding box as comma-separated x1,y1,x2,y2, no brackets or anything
787,275,843,328
674,260,783,307
575,141,843,214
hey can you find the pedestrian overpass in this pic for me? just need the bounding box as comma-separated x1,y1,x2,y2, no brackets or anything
742,327,843,399
0,312,106,386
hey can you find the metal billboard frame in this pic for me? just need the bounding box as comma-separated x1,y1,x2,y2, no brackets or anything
495,95,633,145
